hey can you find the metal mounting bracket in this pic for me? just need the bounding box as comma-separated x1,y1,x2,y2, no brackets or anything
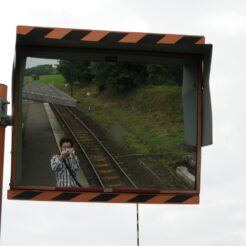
0,99,12,126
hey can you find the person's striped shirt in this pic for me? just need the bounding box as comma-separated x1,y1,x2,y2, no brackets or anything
51,154,80,187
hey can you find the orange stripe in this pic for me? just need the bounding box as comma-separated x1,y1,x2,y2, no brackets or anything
183,195,199,204
147,194,175,204
7,190,24,199
17,26,34,35
158,34,183,44
109,194,137,203
81,31,109,42
70,192,101,202
196,37,205,44
119,33,146,43
45,28,72,39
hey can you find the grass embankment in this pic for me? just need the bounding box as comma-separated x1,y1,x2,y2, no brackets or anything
58,83,193,158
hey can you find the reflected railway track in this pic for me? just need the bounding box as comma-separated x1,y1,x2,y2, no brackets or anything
51,104,137,189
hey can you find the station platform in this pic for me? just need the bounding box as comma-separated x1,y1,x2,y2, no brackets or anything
21,100,89,187
22,100,58,186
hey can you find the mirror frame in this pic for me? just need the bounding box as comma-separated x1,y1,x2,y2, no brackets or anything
7,26,212,204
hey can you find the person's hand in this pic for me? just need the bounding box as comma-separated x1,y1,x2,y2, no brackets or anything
60,150,68,159
70,148,76,157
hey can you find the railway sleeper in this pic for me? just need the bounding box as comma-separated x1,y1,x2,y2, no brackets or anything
97,169,116,174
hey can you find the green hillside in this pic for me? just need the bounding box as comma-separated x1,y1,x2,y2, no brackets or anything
61,84,194,158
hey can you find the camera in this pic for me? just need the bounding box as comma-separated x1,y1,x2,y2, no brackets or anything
66,148,74,154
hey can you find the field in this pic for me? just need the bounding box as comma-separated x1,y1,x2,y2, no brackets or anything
24,74,65,84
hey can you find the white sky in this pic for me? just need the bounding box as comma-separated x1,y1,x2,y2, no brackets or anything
25,58,59,68
1,0,246,245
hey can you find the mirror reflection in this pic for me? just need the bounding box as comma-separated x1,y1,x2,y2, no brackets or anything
19,56,197,190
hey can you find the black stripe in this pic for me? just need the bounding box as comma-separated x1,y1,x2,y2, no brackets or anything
62,30,90,42
90,193,118,201
14,191,42,199
138,34,165,44
166,195,192,203
128,194,155,203
18,27,52,40
52,192,79,201
176,36,202,45
99,32,127,43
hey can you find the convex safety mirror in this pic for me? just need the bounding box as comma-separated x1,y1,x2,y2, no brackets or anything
8,26,212,204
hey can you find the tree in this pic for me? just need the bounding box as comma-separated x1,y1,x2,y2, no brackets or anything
57,60,94,95
57,60,78,96
75,61,94,85
24,64,54,76
90,61,148,92
57,59,183,96
147,64,183,86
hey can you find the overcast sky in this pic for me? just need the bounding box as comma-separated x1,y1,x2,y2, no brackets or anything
1,0,246,245
25,57,59,68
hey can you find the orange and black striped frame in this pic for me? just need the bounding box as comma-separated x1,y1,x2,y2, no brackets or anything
8,25,212,204
16,26,205,45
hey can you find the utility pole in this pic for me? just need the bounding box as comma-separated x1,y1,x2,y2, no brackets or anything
137,204,139,246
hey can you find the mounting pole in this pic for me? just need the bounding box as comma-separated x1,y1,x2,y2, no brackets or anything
137,204,139,246
0,83,11,237
0,84,7,237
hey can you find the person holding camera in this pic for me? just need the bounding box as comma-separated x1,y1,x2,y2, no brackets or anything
51,137,81,187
